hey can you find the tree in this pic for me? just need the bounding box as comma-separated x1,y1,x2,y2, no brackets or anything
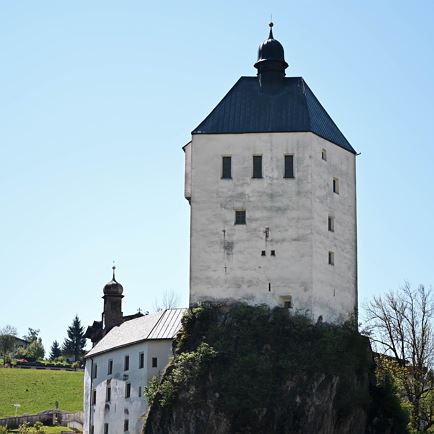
0,325,18,364
153,289,179,312
22,328,40,343
364,282,434,432
62,315,86,361
49,340,62,360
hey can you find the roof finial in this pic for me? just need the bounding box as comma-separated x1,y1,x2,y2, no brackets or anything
269,20,274,39
112,261,116,281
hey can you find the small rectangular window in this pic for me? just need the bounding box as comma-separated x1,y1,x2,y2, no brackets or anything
328,216,335,232
333,178,339,194
106,384,111,402
234,210,246,225
261,250,266,256
270,250,276,256
252,155,263,178
124,419,129,432
328,251,335,266
104,423,109,434
107,360,113,375
281,295,292,309
125,382,131,398
124,355,129,371
92,389,96,405
139,352,144,369
222,156,232,179
284,155,294,178
322,149,327,161
152,357,158,368
138,386,142,397
91,426,94,434
92,363,98,379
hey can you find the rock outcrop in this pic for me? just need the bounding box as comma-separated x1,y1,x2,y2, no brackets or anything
143,304,408,434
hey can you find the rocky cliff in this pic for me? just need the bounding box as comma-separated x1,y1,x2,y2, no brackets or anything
143,304,408,434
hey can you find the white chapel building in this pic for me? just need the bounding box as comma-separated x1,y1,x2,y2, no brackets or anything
184,23,358,323
83,307,185,434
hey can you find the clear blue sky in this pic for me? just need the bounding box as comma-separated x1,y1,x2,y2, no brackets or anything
1,1,433,351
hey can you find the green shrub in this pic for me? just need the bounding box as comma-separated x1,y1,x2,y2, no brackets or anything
18,423,31,434
147,342,217,407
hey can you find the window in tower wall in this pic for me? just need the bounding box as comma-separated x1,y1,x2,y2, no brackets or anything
92,363,97,379
106,384,111,402
124,355,129,371
284,155,294,178
107,360,113,375
252,155,263,178
328,216,335,232
322,149,327,161
234,210,246,225
333,178,339,194
124,419,129,432
139,352,144,369
328,251,335,266
221,156,232,179
125,382,131,398
104,423,109,434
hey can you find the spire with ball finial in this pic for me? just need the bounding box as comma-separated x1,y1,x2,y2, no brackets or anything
254,21,288,83
268,21,274,39
103,262,123,296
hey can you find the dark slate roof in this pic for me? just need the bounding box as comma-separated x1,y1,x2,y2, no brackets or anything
192,77,355,154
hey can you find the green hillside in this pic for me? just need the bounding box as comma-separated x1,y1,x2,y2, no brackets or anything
0,368,83,418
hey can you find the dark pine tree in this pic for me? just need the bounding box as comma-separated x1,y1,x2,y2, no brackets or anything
49,340,62,360
62,315,86,361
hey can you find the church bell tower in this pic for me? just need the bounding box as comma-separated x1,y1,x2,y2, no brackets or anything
184,23,358,323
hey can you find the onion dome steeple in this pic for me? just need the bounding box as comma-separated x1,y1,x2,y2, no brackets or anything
103,264,124,296
254,22,288,83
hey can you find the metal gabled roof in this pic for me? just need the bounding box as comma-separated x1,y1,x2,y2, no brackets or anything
192,76,355,154
147,308,186,340
85,308,187,358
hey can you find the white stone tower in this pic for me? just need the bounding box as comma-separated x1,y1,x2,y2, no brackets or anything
184,23,357,323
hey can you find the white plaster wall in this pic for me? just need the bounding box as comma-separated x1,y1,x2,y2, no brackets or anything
83,340,173,434
188,132,357,322
184,142,192,200
310,136,357,322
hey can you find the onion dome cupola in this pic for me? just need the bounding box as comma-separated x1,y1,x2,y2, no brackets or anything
103,265,124,296
254,22,288,82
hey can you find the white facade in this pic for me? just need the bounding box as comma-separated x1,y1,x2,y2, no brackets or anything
84,340,172,434
83,309,186,434
185,132,357,323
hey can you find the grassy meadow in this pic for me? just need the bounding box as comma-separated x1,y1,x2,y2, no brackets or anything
0,368,83,418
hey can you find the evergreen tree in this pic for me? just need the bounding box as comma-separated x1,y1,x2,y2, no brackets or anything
49,340,62,360
23,328,40,343
62,315,86,361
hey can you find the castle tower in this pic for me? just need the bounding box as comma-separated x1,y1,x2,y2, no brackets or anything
102,265,124,332
184,24,357,323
